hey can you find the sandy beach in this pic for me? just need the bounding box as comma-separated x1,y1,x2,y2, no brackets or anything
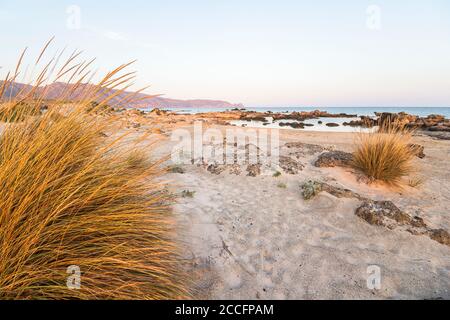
137,112,450,300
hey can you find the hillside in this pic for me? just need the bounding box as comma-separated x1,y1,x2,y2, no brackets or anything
0,81,244,110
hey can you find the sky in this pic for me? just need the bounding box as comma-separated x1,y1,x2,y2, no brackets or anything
0,0,449,107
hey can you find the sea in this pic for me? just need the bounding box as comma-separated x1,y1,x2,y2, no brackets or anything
159,106,450,118
151,106,450,133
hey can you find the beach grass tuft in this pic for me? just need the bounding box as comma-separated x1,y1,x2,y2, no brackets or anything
0,40,188,299
352,127,415,185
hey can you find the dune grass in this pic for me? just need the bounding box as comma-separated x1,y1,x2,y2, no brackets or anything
0,40,188,299
352,127,415,185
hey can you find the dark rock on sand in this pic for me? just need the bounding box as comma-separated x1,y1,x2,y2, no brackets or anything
279,156,304,174
355,201,414,229
300,181,367,201
278,122,305,129
314,151,353,168
355,201,449,247
428,229,450,246
246,164,261,177
326,122,339,127
207,164,226,175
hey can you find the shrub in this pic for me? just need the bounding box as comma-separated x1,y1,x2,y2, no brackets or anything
352,129,415,184
0,41,188,299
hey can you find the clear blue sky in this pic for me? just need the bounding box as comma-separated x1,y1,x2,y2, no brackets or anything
1,0,449,107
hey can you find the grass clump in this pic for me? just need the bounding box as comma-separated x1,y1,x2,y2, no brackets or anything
352,128,415,185
0,40,188,299
272,171,281,177
408,176,424,188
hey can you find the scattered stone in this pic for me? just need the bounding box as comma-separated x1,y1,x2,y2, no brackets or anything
278,122,305,129
284,142,325,154
355,201,413,229
168,165,185,174
355,201,449,247
246,164,261,177
207,164,226,175
181,190,196,198
320,183,367,201
428,229,450,246
228,164,242,175
279,156,304,174
314,151,353,168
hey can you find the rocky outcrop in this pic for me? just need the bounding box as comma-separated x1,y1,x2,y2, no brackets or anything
246,164,261,177
343,116,377,128
355,200,450,247
278,122,305,129
376,112,450,132
300,182,450,247
279,156,304,174
326,122,339,127
314,151,353,168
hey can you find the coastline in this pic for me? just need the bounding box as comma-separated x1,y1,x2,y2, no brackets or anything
124,108,450,299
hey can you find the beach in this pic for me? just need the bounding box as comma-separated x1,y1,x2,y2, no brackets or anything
128,109,450,300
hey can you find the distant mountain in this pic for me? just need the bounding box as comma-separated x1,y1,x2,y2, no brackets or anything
0,81,244,110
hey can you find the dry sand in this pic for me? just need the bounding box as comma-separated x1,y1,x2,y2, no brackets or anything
158,124,450,300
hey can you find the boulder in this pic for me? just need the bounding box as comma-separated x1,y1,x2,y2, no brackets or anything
279,156,304,174
246,164,261,177
314,151,353,168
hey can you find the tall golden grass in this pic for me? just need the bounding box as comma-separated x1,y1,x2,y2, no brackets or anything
352,125,415,185
0,40,188,299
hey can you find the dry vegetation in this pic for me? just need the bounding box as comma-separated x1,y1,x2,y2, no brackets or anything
352,126,416,185
0,40,188,299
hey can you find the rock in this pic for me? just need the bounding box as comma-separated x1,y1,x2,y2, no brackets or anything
355,200,450,247
355,201,415,229
149,108,166,116
314,151,353,168
320,183,367,200
279,156,304,174
278,122,304,129
207,164,226,175
301,181,322,200
246,164,261,177
228,164,242,175
326,122,339,127
408,144,425,158
168,165,185,174
343,116,377,128
284,142,325,155
318,120,323,124
428,125,450,132
428,229,450,246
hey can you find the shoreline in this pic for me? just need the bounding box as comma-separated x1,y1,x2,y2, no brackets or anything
156,122,450,299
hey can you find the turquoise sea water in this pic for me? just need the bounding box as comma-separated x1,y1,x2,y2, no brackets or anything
161,106,450,118
156,106,450,133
